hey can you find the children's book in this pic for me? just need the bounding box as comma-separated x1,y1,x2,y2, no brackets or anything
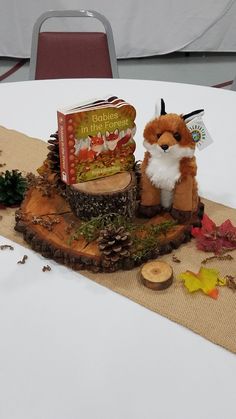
57,96,136,184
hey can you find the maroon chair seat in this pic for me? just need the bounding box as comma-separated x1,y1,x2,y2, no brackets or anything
29,10,118,80
36,32,113,79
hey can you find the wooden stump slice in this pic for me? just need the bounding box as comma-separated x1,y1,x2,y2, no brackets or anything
66,171,137,220
15,186,193,273
141,261,173,290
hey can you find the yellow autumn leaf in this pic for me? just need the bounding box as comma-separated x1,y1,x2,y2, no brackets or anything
179,267,226,299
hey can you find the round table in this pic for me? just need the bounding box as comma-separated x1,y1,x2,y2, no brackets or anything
0,79,236,419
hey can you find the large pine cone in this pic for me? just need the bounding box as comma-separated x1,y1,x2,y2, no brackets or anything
47,132,60,175
47,132,66,196
97,225,133,266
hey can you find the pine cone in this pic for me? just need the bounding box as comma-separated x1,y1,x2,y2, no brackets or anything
97,225,133,266
0,170,27,207
47,132,66,195
47,132,60,174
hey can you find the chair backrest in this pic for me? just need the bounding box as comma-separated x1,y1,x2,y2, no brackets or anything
29,9,119,80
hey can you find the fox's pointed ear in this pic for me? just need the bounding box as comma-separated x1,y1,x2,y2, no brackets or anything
182,109,204,121
160,98,167,115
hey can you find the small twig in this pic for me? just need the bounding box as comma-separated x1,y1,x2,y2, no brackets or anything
17,255,28,264
0,244,14,250
201,254,234,265
225,275,236,291
42,265,51,272
172,254,181,263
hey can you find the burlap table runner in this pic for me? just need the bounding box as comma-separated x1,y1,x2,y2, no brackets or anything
1,126,236,353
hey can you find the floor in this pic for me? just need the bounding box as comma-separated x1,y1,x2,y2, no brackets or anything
0,53,236,88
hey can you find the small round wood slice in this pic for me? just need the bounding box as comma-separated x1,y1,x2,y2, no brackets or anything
66,171,137,220
141,261,173,290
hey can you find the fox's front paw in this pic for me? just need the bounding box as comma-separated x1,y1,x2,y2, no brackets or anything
139,204,162,218
190,201,205,227
171,208,192,224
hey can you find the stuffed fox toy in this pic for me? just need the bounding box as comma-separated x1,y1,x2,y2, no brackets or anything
140,99,203,223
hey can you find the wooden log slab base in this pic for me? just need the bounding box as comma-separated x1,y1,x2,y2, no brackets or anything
141,261,173,290
66,172,137,220
14,184,199,273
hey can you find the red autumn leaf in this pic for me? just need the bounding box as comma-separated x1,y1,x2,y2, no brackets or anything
191,215,236,254
191,214,216,238
202,214,217,232
191,225,201,238
196,236,223,254
218,219,236,240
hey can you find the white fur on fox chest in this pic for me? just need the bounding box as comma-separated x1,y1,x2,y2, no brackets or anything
146,155,181,208
144,141,195,208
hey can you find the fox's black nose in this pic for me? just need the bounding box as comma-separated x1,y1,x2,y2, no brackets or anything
161,144,169,151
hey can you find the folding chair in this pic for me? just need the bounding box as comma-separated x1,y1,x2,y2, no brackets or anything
29,9,119,80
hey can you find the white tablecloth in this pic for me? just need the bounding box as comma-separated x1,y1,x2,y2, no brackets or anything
0,78,236,419
1,0,236,58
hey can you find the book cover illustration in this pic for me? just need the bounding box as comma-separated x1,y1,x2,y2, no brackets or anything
57,97,136,184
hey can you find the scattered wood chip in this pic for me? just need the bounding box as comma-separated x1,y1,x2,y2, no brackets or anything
42,265,51,272
17,255,28,264
0,215,3,221
0,244,14,250
201,254,234,265
225,275,236,291
172,254,181,263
